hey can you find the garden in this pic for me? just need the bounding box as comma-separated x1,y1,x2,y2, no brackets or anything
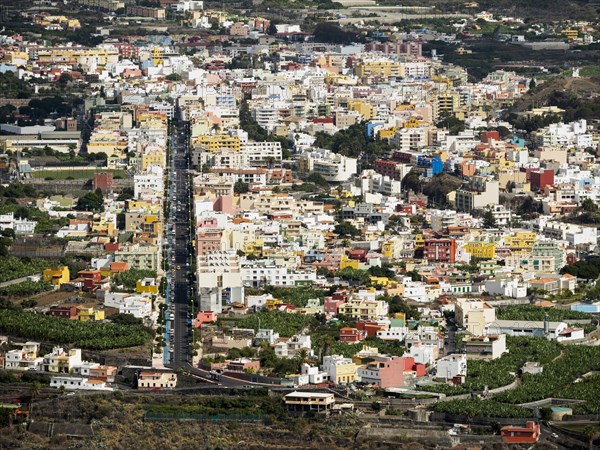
420,336,562,396
0,256,54,283
0,281,53,298
0,307,153,350
427,338,600,418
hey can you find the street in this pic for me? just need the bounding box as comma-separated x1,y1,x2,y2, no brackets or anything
164,119,248,387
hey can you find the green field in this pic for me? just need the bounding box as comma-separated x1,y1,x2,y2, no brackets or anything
32,169,128,180
580,65,600,78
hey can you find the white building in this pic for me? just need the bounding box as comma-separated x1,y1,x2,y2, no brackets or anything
377,325,408,342
4,342,42,371
407,342,436,365
134,165,164,200
485,320,568,340
299,148,358,182
462,334,507,360
50,376,113,391
301,363,328,384
197,251,244,313
240,263,316,288
485,278,527,299
435,354,467,380
254,329,279,345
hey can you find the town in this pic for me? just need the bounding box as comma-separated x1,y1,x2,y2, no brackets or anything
0,0,599,448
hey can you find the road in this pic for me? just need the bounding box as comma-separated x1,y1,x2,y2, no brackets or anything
164,119,249,387
167,119,193,370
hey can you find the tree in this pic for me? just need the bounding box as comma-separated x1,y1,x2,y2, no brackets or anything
306,172,329,187
336,267,370,285
75,189,104,212
116,187,134,202
482,210,497,228
58,73,73,87
31,380,41,401
495,126,511,139
267,21,278,36
234,180,250,194
401,169,422,194
583,426,600,450
313,23,360,44
333,221,360,238
165,73,182,81
580,198,598,213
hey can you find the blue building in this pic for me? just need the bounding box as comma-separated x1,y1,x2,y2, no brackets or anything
511,136,525,147
366,122,385,140
417,155,444,176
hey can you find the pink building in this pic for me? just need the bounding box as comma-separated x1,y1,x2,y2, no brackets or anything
226,359,260,373
195,311,217,328
357,356,405,388
324,295,347,314
214,196,235,214
196,230,223,255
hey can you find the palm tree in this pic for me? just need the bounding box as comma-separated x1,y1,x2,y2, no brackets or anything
583,426,600,450
31,381,41,401
297,348,309,364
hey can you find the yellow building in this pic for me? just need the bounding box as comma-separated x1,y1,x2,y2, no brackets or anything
382,241,394,258
126,200,162,215
37,48,119,70
141,149,166,171
265,298,284,310
77,306,104,322
92,217,116,237
194,134,240,152
338,296,387,320
562,29,578,40
136,278,158,294
436,91,461,116
370,276,392,287
324,73,356,85
355,61,403,78
43,266,70,287
3,51,29,65
347,101,375,120
415,234,424,248
377,127,396,141
87,132,120,157
339,256,360,271
322,355,357,385
504,232,536,252
142,215,162,235
465,241,497,260
67,19,81,29
243,238,264,257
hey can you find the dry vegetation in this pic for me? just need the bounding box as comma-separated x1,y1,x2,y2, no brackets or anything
0,393,369,450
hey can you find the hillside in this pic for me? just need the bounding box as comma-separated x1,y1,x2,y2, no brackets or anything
509,76,600,114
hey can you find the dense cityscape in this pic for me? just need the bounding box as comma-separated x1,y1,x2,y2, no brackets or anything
0,0,599,448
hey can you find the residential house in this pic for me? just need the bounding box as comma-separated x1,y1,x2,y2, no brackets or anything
435,354,467,380
284,392,335,414
137,370,177,389
4,342,42,371
462,334,507,360
321,355,357,385
339,327,367,343
50,376,113,391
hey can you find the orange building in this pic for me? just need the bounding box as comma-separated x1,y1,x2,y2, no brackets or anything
423,238,457,263
501,422,540,444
